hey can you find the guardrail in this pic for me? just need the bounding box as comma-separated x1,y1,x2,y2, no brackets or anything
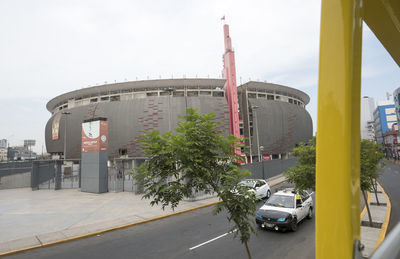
370,223,400,259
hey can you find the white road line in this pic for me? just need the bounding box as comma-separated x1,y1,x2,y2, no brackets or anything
189,229,237,251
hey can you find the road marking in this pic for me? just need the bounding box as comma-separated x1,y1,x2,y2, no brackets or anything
189,229,237,250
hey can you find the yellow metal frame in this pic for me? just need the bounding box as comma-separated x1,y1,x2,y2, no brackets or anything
317,0,400,258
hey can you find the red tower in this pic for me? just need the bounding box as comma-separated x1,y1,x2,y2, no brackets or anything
221,23,241,156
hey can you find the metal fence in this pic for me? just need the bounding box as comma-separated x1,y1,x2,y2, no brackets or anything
108,158,144,194
31,159,81,190
241,157,298,180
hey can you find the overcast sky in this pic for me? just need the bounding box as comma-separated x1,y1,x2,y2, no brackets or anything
0,0,399,153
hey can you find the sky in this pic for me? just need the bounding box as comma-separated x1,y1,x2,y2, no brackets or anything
0,0,399,154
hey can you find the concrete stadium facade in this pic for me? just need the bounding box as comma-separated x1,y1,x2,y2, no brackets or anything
45,78,312,161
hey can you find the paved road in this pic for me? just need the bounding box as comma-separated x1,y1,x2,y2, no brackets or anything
378,161,400,234
4,183,315,259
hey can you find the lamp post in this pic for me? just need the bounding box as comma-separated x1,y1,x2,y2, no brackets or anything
260,145,265,178
165,88,175,132
251,105,261,162
62,111,71,160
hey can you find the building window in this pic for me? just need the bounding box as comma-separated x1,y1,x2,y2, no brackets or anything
173,91,185,97
275,96,280,100
200,91,212,96
258,93,266,98
160,91,170,96
146,92,158,97
90,98,98,103
187,91,199,97
267,95,274,100
289,98,293,104
110,95,120,101
248,93,257,98
386,108,395,114
213,91,224,97
101,96,109,101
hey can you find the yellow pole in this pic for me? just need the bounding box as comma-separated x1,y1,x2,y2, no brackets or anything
316,0,362,258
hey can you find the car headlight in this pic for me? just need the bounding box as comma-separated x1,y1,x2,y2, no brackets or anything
277,217,286,222
256,214,263,219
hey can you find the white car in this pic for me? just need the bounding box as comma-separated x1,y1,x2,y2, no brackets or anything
238,179,271,199
256,188,313,232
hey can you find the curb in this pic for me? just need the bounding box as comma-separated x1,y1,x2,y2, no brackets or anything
0,177,287,257
372,181,391,252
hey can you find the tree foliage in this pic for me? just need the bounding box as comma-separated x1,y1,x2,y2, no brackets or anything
135,108,257,258
284,138,384,193
360,140,384,192
284,137,316,190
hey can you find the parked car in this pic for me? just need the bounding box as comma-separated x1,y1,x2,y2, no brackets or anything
255,188,313,232
237,179,271,200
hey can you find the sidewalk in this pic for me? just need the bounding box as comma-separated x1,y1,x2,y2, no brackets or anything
0,175,287,256
360,183,391,258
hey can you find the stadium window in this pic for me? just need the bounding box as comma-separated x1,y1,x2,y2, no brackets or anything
90,98,98,103
294,100,298,105
258,93,266,98
212,91,224,97
267,95,274,100
101,96,109,101
248,93,256,98
200,91,211,96
289,98,293,104
119,148,127,156
173,91,184,97
159,91,170,96
275,95,281,100
146,92,158,97
110,95,120,101
187,91,199,97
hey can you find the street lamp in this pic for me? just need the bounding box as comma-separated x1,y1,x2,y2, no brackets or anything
260,146,265,178
165,88,175,132
62,111,71,160
251,105,261,162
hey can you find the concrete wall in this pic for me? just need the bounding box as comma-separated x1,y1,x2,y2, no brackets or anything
242,157,298,180
0,172,31,189
81,152,108,193
0,162,32,189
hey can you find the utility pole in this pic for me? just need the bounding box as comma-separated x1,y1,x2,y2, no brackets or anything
62,111,71,160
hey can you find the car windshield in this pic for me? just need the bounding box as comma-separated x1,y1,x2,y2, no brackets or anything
239,181,256,188
265,194,294,208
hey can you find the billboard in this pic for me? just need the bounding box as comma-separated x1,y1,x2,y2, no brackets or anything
52,113,62,140
81,119,108,153
24,140,36,147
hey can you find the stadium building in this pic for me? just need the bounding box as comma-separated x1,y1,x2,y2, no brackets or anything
45,24,312,164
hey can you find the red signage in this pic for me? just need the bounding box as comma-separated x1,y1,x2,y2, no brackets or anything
82,120,108,153
263,154,271,161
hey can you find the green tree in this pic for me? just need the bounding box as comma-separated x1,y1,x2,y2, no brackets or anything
360,139,385,226
135,108,257,259
284,137,316,190
284,138,385,227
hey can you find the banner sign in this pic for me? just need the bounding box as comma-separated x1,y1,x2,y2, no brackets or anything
82,119,108,153
52,113,62,140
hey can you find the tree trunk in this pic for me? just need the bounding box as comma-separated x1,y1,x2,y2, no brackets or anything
362,190,373,227
244,241,252,259
370,178,380,206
